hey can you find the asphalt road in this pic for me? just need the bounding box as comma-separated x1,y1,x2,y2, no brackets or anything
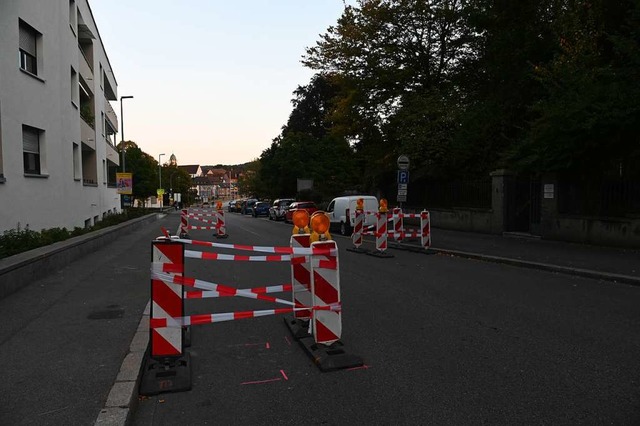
133,212,640,425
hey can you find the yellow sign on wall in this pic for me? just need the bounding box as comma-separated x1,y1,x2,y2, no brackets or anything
116,173,132,195
157,188,165,196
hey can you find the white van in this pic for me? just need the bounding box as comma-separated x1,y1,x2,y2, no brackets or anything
326,195,379,235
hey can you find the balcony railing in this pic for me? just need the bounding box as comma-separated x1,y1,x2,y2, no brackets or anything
104,96,118,129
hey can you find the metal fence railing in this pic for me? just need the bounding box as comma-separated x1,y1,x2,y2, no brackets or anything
558,179,640,217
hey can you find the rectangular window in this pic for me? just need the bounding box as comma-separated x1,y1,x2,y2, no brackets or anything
19,20,39,75
71,67,79,106
73,142,80,179
23,125,41,174
69,0,77,32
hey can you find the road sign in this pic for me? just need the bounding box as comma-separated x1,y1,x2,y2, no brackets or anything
398,184,407,190
397,194,407,202
397,189,408,196
397,170,409,184
397,155,410,170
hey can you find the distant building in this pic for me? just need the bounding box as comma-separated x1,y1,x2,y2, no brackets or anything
0,0,121,233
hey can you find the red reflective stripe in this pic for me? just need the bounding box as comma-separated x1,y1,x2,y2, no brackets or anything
290,257,306,265
234,311,255,320
185,291,203,299
235,255,250,261
235,244,253,251
200,252,219,260
266,255,282,262
150,318,167,328
275,308,293,315
153,279,182,317
313,271,339,304
163,263,183,273
191,314,212,325
318,259,338,270
192,240,210,247
274,246,292,254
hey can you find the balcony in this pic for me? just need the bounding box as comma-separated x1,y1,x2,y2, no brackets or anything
104,97,118,130
106,141,119,165
81,118,96,150
79,46,93,85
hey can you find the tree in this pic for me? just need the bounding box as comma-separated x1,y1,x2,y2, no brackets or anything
118,142,157,206
511,0,640,178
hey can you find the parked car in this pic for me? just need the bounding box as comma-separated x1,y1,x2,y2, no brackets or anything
269,198,295,221
227,200,238,212
232,199,245,213
241,198,258,215
284,201,318,224
252,201,270,217
326,195,378,235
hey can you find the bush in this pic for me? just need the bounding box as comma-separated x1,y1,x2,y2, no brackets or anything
0,208,152,259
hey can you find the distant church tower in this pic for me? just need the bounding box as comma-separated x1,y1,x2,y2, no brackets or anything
169,153,177,166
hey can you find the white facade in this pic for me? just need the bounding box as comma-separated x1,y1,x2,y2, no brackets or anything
0,0,121,233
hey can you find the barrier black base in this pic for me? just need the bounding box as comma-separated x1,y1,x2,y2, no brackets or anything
346,247,369,254
179,232,191,239
284,317,311,340
183,326,191,347
139,352,192,396
214,233,229,239
298,337,364,372
366,250,394,258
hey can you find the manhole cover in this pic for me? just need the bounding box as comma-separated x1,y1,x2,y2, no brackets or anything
88,308,124,320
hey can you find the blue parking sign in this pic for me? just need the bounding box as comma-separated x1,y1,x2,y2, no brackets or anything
397,170,409,184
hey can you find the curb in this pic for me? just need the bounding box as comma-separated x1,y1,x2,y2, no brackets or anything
388,242,640,286
94,301,150,426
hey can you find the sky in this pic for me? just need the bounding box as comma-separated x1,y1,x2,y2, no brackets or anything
89,0,349,166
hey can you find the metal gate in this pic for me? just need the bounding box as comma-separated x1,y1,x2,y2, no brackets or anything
506,176,541,235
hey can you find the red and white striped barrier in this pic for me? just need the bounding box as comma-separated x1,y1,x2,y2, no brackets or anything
177,209,189,236
290,234,312,320
152,271,295,306
184,250,292,262
310,240,342,345
351,209,364,249
150,241,185,357
174,237,336,255
185,283,293,299
421,210,431,249
360,209,431,250
392,207,403,243
375,211,388,253
215,209,227,237
150,304,340,329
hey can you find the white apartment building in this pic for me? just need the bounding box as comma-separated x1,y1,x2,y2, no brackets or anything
0,0,121,234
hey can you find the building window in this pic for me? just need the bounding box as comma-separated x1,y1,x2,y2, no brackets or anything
69,0,77,33
71,67,79,106
23,125,42,175
19,20,39,75
73,142,80,179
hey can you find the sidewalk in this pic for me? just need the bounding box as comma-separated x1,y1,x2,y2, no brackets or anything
391,227,640,285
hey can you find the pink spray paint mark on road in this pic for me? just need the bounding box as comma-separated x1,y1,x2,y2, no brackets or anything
240,378,282,385
280,370,289,381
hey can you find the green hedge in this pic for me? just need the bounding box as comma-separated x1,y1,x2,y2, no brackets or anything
0,208,151,259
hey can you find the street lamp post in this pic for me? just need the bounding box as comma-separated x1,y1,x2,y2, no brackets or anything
119,95,134,172
158,153,165,208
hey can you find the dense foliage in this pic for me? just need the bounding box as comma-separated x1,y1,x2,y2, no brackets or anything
245,0,640,200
